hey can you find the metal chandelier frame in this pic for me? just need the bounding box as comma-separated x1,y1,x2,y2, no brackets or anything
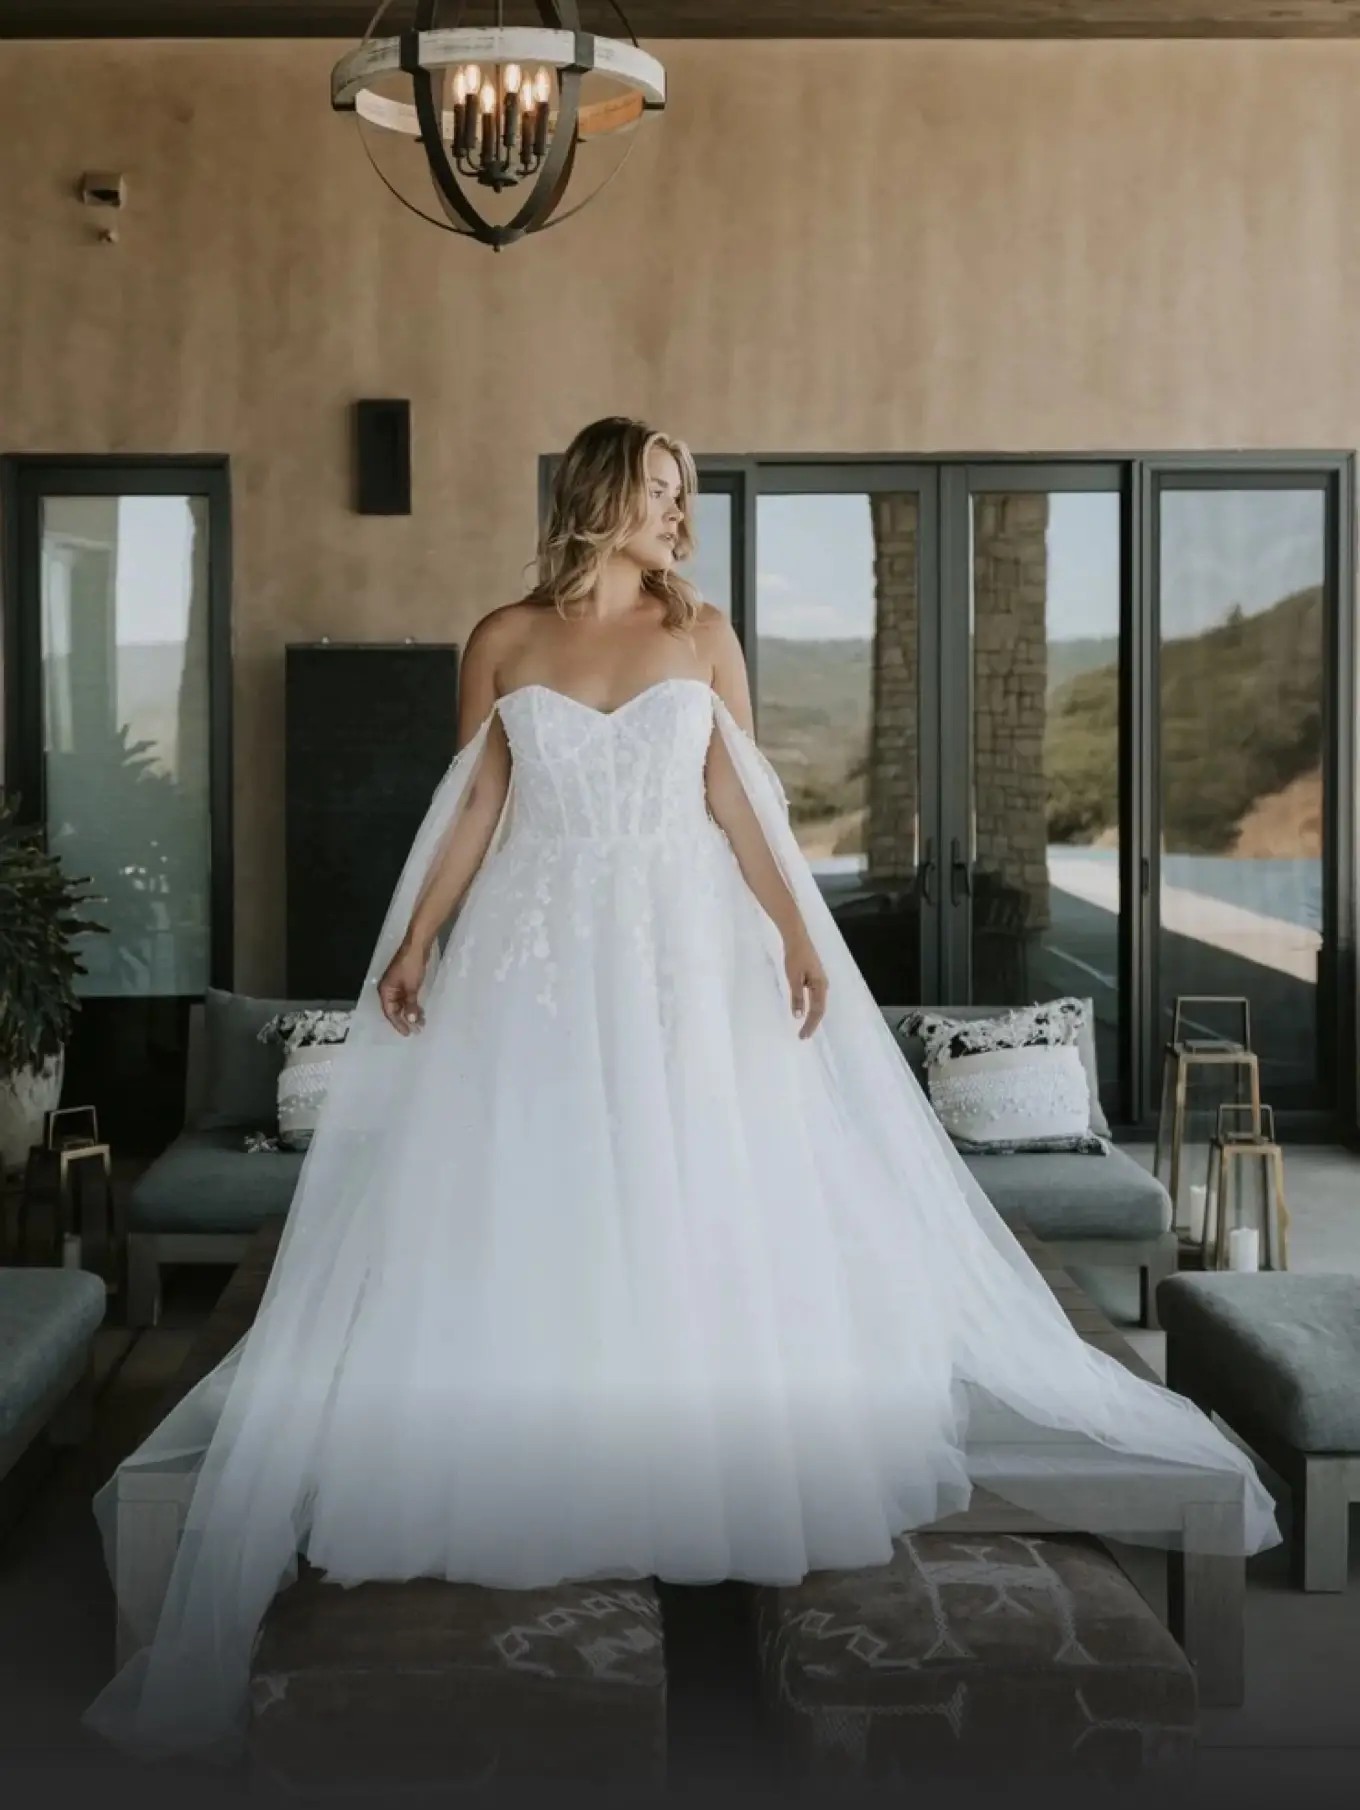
331,1,667,250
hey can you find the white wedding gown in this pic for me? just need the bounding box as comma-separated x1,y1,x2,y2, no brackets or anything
84,676,1279,1762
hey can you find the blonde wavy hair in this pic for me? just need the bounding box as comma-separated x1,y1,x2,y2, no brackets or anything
530,417,702,631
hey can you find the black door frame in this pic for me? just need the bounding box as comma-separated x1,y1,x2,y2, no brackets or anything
1,453,235,990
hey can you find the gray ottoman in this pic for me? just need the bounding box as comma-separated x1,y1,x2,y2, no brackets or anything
1159,1272,1360,1591
751,1533,1197,1782
249,1561,667,1793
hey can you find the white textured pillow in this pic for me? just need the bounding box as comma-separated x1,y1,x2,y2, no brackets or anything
277,1046,339,1152
928,1044,1091,1149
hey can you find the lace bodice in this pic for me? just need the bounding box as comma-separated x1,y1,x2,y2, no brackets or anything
496,678,716,845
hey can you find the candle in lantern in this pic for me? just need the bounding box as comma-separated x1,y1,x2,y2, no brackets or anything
1187,1183,1207,1245
1227,1226,1260,1272
479,80,497,162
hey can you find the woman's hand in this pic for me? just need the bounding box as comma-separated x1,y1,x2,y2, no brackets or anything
783,930,829,1039
377,940,429,1036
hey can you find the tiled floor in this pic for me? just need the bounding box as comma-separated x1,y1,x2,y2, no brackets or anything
0,1143,1357,1806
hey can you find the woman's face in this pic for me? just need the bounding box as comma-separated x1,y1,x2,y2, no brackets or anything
620,443,684,572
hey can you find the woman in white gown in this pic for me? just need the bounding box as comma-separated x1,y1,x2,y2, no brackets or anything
85,417,1279,1763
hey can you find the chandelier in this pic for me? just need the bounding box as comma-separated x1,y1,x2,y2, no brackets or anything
331,2,667,250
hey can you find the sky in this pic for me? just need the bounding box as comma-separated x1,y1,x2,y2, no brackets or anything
685,485,1326,646
43,482,1326,658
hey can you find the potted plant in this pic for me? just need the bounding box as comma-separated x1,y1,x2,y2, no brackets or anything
257,1008,353,1151
0,793,108,1172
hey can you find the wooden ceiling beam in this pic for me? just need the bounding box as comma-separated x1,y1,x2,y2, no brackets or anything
4,3,1360,41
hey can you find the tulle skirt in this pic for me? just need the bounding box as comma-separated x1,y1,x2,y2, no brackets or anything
305,817,973,1588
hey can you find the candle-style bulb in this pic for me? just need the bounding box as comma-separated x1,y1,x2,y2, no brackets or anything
480,81,497,115
464,64,481,92
503,63,523,95
452,69,467,103
533,66,552,105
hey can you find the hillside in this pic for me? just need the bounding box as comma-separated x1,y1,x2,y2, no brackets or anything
1047,634,1118,698
1046,587,1323,851
755,637,873,826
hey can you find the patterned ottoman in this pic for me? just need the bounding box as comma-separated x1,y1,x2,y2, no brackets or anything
248,1559,667,1793
751,1533,1196,1782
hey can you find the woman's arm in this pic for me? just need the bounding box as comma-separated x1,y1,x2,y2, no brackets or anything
379,614,518,1034
700,608,830,1037
401,612,515,958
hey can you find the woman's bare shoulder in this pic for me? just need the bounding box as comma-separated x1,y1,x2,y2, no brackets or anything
463,599,547,673
691,600,740,661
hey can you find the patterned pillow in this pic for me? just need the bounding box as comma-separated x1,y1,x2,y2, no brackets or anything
905,997,1085,1066
903,1000,1110,1156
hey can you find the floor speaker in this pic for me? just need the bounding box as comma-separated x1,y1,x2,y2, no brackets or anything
286,643,460,999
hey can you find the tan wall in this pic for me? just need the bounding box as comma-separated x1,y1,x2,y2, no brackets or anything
1,37,1357,989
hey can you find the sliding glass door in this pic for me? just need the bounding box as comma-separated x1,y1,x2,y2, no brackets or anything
674,452,1353,1130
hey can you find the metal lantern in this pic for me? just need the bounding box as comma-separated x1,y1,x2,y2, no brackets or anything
332,1,666,250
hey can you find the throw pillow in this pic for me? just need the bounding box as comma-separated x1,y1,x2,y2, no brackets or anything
927,1044,1108,1154
193,989,350,1131
277,1045,341,1152
194,990,297,1130
259,1006,353,1151
903,998,1110,1154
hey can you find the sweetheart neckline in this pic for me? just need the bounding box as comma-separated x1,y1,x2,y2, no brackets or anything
496,677,715,719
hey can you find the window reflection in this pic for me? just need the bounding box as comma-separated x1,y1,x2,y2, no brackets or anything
971,491,1123,1090
41,495,212,997
755,491,919,1001
1158,487,1325,1105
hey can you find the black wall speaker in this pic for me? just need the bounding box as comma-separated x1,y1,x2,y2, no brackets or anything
285,642,461,998
354,398,412,515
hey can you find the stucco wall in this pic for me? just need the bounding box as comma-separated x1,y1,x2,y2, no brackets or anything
1,37,1355,988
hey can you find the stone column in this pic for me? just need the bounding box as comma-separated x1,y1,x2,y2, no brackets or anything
866,493,919,882
971,492,1050,932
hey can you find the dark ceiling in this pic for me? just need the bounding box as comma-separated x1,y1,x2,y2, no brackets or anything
3,2,1360,40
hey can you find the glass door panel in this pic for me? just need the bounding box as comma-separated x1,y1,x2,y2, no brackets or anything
1156,483,1327,1108
965,486,1124,1096
9,464,228,1154
680,488,735,617
753,478,935,1005
40,493,213,998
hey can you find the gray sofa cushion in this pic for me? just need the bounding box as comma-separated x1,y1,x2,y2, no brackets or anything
0,1267,106,1440
129,1128,306,1233
961,1146,1172,1241
881,1001,1111,1138
195,988,352,1130
1157,1273,1360,1452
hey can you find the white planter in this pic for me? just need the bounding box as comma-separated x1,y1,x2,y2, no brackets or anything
0,1047,66,1174
277,1045,339,1152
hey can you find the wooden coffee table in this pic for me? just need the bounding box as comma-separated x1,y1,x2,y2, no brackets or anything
111,1217,1250,1705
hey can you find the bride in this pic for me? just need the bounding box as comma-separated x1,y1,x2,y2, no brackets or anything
85,416,1279,1761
